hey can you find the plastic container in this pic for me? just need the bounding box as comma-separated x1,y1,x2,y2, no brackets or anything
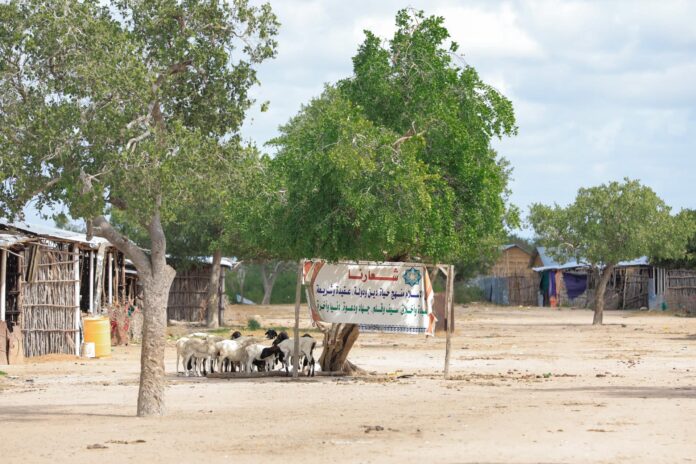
81,342,96,358
83,316,111,358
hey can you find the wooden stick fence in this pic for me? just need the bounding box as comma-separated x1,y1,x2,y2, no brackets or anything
21,244,79,357
167,269,211,322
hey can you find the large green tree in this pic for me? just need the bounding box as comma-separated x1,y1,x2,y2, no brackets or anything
529,178,691,325
0,0,277,415
267,10,518,372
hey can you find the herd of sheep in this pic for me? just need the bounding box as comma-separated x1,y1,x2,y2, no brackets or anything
175,329,318,377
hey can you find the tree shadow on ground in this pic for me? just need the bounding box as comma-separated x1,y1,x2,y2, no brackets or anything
534,385,696,399
0,404,131,422
667,334,696,341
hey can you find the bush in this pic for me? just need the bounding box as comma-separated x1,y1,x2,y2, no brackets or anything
246,318,261,331
454,282,485,304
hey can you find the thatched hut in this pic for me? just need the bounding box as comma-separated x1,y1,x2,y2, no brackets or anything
0,220,132,360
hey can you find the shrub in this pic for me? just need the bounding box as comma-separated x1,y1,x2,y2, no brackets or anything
247,318,261,331
454,282,485,304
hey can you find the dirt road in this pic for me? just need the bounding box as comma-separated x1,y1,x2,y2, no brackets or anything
1,304,694,463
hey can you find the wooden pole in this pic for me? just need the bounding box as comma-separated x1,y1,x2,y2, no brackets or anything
292,260,303,379
73,246,81,355
1,248,6,321
444,264,454,379
121,254,126,301
89,250,94,314
218,268,225,326
108,252,113,306
93,244,106,313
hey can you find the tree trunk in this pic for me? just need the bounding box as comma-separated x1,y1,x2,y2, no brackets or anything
92,207,176,416
593,264,615,325
206,249,222,328
138,269,175,416
236,266,246,303
319,323,362,373
261,261,283,305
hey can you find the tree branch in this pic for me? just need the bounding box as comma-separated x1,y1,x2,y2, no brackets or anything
92,215,152,276
152,59,193,94
392,123,425,152
126,129,152,152
107,195,128,211
23,176,62,201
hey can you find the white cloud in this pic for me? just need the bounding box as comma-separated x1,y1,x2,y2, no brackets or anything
436,3,545,60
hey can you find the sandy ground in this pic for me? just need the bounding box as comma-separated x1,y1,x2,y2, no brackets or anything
1,304,695,464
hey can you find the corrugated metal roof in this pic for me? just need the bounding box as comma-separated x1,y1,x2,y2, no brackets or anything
616,256,649,267
535,247,562,268
200,256,238,269
533,246,587,272
533,246,650,272
0,218,110,248
124,256,239,275
0,231,31,248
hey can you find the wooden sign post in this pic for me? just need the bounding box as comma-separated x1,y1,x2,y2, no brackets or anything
443,264,455,379
292,260,303,379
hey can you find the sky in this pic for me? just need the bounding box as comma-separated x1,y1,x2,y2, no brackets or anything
26,0,696,228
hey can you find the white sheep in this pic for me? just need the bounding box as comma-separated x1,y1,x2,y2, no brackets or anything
175,336,190,374
216,337,258,373
182,337,218,376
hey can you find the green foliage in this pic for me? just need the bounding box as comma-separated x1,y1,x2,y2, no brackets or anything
454,281,485,304
263,9,517,264
53,213,86,233
0,0,278,230
505,233,537,254
529,178,691,267
246,318,261,331
225,264,306,304
651,209,696,269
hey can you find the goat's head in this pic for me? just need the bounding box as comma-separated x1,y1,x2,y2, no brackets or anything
230,331,242,339
272,331,289,346
264,329,278,340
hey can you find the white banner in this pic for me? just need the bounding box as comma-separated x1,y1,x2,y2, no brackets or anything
304,261,436,335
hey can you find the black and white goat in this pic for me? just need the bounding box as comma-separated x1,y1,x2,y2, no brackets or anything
275,334,317,377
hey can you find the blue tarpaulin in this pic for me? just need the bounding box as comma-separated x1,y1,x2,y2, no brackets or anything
562,272,588,300
472,276,509,306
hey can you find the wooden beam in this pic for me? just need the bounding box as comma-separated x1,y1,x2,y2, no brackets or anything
444,264,455,379
218,268,225,326
93,244,107,313
89,250,94,313
73,245,81,355
1,249,6,321
292,260,303,379
108,252,113,305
